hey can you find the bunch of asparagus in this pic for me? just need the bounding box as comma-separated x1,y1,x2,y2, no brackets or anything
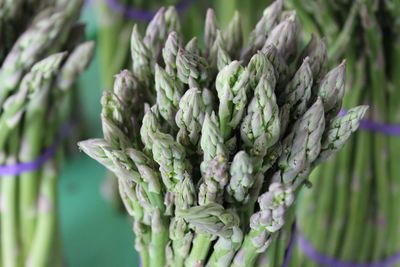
285,0,400,265
0,1,94,267
79,1,367,266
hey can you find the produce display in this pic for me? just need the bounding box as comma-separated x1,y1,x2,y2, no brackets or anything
0,1,94,266
79,1,368,266
284,0,400,266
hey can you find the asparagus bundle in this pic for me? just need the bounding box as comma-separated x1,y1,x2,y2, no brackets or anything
79,1,367,266
284,0,400,266
0,1,94,267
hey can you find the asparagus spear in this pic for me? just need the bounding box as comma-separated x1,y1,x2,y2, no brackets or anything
226,151,255,203
242,0,283,61
1,130,21,267
204,8,219,59
176,47,210,88
163,31,181,76
216,61,249,140
155,64,184,127
222,11,243,59
178,203,241,267
360,0,390,260
240,76,280,161
231,183,294,267
386,0,400,261
170,175,196,267
186,114,228,266
130,25,153,88
175,88,207,150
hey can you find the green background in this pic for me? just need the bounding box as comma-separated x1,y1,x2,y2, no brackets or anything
59,4,139,267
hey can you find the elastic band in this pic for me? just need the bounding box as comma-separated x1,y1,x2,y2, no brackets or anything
339,109,400,136
282,223,297,267
105,0,196,21
0,122,74,176
283,225,400,267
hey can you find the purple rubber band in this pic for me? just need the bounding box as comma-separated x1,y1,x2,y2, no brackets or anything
0,122,74,177
105,0,196,21
283,225,400,267
85,0,92,7
339,109,400,136
282,223,297,267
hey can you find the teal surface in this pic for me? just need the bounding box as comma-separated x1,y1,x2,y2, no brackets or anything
59,155,138,267
59,5,139,267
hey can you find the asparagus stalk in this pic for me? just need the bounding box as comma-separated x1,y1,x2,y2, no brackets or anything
1,130,21,267
386,0,400,262
186,117,229,265
232,183,294,267
170,176,196,267
361,1,390,260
